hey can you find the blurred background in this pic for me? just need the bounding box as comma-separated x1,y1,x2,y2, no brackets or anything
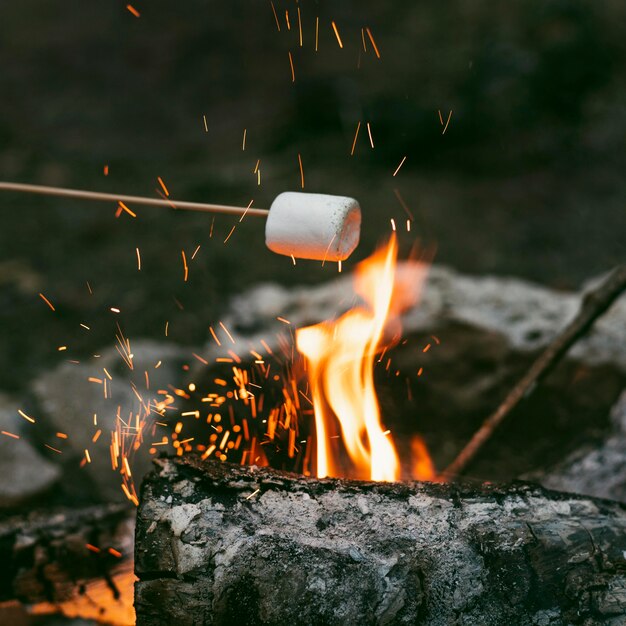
0,0,624,392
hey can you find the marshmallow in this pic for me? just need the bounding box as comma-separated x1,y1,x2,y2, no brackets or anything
265,192,361,261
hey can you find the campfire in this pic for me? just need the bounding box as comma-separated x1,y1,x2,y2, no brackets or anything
2,3,626,626
296,234,432,481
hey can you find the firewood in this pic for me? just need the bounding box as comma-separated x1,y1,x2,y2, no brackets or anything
135,456,626,625
0,504,133,606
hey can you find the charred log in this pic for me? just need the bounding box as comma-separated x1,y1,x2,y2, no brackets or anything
135,456,626,625
0,504,134,606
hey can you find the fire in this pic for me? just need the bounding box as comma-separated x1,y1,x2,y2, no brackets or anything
296,235,433,481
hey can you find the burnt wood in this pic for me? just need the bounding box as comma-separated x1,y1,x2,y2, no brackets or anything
0,504,134,605
135,456,626,625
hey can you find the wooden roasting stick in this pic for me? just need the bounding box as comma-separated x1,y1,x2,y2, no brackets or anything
0,181,269,217
444,264,626,478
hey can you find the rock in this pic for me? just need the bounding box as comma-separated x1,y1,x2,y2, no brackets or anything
0,392,60,508
31,340,189,503
538,391,626,502
213,265,626,372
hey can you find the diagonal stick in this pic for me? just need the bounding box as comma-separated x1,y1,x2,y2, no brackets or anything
442,265,626,478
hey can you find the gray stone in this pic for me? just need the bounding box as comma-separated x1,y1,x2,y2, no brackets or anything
537,391,626,502
0,392,60,508
209,264,626,373
32,339,189,502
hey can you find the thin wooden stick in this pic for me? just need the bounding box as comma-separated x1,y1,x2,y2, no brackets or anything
443,265,626,479
0,181,269,218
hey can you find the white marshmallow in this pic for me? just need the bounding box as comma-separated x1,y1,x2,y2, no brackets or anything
265,192,361,261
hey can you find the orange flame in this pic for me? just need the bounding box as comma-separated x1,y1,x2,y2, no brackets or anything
296,235,432,481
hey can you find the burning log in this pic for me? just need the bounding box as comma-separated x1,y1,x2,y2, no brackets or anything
0,504,135,624
135,456,626,625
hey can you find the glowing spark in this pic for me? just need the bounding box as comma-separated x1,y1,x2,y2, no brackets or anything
242,128,247,151
361,28,367,52
203,115,208,132
223,225,237,244
104,164,109,176
390,218,396,231
182,250,188,281
219,322,236,344
365,27,380,58
191,245,201,259
297,7,303,46
442,110,453,134
277,316,291,325
18,409,35,423
423,343,431,353
92,429,102,442
407,219,411,232
338,260,342,273
366,122,374,148
393,188,415,220
192,353,209,365
298,153,305,189
45,444,62,453
58,346,67,351
126,4,140,18
285,9,291,30
136,247,141,270
86,281,93,294
84,449,91,463
80,323,90,330
1,431,19,439
288,51,295,82
39,293,55,311
56,432,68,439
118,201,136,218
238,199,255,223
108,548,123,558
246,488,260,500
290,254,296,265
270,1,281,31
164,321,169,337
157,176,169,196
110,307,121,313
209,326,222,346
331,21,343,48
351,121,361,156
393,156,407,177
315,17,319,51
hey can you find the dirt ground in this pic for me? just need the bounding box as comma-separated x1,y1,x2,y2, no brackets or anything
0,0,625,391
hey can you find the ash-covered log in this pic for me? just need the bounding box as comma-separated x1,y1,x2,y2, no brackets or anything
0,504,135,625
0,503,133,604
135,456,626,625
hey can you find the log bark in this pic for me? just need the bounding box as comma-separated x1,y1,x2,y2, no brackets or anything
0,503,134,605
135,456,626,626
